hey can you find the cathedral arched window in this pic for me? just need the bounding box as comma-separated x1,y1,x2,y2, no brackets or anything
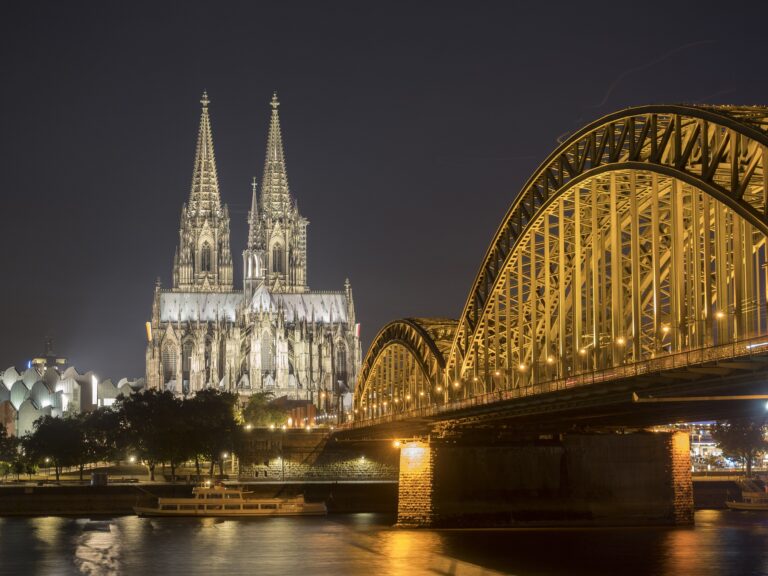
182,339,194,386
288,248,294,284
204,337,212,385
261,334,275,374
272,244,284,274
201,242,212,273
218,337,227,382
335,342,347,391
162,344,177,384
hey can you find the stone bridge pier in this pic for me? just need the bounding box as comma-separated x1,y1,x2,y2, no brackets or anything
397,430,693,528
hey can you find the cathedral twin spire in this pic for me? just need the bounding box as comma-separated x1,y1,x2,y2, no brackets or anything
172,92,232,291
258,93,292,218
245,92,309,295
188,91,222,215
173,91,308,295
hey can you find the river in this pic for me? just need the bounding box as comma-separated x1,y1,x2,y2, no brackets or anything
1,510,767,575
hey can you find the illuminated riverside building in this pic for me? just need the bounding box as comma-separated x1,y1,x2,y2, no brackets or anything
0,341,144,436
145,93,361,414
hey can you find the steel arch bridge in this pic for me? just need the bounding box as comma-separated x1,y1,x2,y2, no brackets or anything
353,104,768,427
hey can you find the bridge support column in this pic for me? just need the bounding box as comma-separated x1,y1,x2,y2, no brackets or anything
396,431,692,528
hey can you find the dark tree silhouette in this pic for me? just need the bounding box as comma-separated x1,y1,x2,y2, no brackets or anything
712,418,768,477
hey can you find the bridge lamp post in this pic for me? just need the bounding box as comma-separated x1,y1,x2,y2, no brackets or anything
614,337,627,367
578,347,588,372
713,309,735,346
544,355,556,380
493,370,502,393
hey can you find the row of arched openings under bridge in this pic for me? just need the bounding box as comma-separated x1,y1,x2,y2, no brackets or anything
353,104,768,424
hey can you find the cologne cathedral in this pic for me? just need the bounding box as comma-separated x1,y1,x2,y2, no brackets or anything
145,93,361,412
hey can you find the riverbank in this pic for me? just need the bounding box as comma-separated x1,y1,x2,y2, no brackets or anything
0,482,398,516
0,477,738,517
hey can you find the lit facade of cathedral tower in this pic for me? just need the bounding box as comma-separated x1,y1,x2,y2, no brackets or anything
146,93,361,414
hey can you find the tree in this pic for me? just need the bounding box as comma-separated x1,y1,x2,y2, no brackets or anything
241,392,288,428
189,389,239,478
77,408,122,480
25,416,84,482
712,418,768,477
0,426,19,482
115,389,180,481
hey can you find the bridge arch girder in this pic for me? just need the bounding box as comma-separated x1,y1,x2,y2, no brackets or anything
354,318,457,419
449,105,768,377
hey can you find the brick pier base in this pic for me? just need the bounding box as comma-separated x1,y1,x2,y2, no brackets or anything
397,431,693,527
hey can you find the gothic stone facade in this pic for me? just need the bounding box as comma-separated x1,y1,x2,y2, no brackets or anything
146,93,361,412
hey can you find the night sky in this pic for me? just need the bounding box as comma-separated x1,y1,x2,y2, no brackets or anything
2,1,767,380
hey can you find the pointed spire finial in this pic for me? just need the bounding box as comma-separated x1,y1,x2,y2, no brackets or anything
271,92,279,111
251,176,258,195
188,91,221,214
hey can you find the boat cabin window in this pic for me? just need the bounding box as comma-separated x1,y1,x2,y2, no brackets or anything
243,504,259,510
261,503,277,509
224,505,241,510
180,505,196,510
207,505,222,510
161,505,178,510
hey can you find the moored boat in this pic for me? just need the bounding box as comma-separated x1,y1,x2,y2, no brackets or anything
134,484,327,517
726,479,768,511
726,491,768,511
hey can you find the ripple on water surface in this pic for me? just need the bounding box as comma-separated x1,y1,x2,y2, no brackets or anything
1,511,768,576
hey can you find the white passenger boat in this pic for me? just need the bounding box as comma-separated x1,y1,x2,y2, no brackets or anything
726,490,768,511
134,484,327,517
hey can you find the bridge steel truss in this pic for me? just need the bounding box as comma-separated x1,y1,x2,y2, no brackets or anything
353,105,768,424
355,318,457,420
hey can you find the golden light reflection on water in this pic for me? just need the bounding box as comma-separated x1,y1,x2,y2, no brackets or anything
34,515,67,547
3,511,767,575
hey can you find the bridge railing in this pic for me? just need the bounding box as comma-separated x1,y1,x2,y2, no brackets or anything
346,334,768,430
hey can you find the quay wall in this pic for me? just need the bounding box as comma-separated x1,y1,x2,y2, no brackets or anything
236,430,399,482
0,483,397,516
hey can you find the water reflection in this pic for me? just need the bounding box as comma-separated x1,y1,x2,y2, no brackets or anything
73,520,120,576
1,511,767,575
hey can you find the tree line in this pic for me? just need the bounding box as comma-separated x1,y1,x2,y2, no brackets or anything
0,390,288,482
